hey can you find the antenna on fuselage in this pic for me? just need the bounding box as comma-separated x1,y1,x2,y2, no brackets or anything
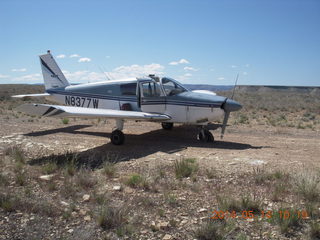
97,65,111,81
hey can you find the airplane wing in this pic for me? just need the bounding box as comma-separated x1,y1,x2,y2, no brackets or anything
12,93,50,98
16,103,171,121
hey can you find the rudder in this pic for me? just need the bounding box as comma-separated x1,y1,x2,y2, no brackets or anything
40,50,69,90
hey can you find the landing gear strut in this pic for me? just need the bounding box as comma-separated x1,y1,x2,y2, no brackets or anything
110,119,125,145
161,122,174,130
197,128,214,142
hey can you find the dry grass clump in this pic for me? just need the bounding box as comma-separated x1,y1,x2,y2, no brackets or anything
97,204,132,236
102,161,117,178
269,208,302,235
309,221,320,239
75,168,97,190
5,145,26,164
0,192,59,217
124,173,150,190
294,171,320,203
60,178,80,199
41,162,58,174
164,192,178,207
174,158,198,179
205,167,217,179
194,220,227,240
0,173,9,186
64,154,78,176
253,167,289,185
217,195,261,213
0,193,18,212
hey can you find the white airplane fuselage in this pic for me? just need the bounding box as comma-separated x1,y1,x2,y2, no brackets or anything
14,51,242,145
46,78,226,124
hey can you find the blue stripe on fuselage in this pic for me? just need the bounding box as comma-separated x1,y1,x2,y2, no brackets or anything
47,90,223,108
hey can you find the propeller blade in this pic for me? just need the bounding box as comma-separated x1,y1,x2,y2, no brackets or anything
230,73,239,99
221,111,230,139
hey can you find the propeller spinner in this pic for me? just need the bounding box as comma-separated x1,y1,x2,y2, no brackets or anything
220,98,242,139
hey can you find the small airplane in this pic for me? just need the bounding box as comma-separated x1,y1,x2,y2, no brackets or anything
13,50,242,145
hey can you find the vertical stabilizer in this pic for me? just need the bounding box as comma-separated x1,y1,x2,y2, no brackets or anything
40,50,69,90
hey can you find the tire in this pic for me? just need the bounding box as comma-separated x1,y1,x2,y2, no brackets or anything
205,130,214,142
197,129,214,142
110,130,125,145
161,122,174,130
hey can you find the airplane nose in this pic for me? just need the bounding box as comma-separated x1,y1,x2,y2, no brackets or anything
223,99,242,112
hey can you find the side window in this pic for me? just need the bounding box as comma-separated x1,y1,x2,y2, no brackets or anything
77,85,117,95
120,83,137,96
141,82,160,97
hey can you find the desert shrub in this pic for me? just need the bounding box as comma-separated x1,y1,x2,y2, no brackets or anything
310,221,320,239
0,173,9,186
42,162,58,174
164,193,178,207
217,195,261,213
294,172,319,202
271,181,287,202
194,220,226,240
97,205,128,230
0,193,59,216
115,224,134,237
102,161,116,178
15,171,27,186
6,146,25,163
61,118,69,124
205,167,217,179
94,192,109,205
76,168,97,190
253,167,288,185
64,154,78,176
238,114,249,124
60,178,79,199
174,158,198,179
0,193,18,212
124,173,149,190
269,208,302,234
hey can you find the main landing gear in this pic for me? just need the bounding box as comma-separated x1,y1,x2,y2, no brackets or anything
197,127,214,142
110,129,125,145
110,119,125,145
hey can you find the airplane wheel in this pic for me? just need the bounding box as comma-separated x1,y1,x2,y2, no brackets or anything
161,122,174,130
110,130,125,145
197,129,214,142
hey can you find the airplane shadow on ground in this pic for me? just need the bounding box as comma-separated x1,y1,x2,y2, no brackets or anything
27,124,269,169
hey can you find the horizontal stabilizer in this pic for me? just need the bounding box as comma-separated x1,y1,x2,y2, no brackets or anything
12,93,50,98
16,103,171,121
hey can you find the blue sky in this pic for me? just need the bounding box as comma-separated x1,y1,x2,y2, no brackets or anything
0,0,319,86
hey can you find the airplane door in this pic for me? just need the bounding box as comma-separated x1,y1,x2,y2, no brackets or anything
138,80,166,114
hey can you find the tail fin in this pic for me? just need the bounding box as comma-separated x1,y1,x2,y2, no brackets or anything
40,50,69,90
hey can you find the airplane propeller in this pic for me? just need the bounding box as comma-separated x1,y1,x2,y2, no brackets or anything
220,107,230,139
220,73,241,139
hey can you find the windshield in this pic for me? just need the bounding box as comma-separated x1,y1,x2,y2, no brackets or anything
161,77,188,96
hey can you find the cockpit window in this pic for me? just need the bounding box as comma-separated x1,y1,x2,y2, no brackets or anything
161,77,187,96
